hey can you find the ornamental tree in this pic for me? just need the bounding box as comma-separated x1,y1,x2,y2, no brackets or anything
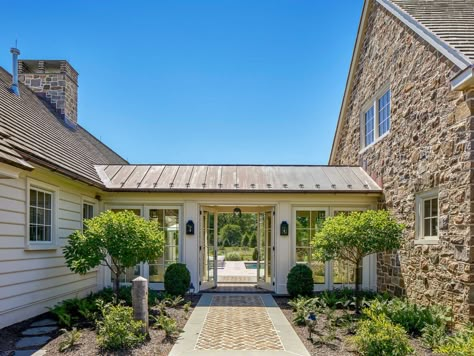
312,210,404,311
64,210,165,295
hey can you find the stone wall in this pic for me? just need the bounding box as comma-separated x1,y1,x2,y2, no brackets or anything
18,60,78,124
332,2,473,322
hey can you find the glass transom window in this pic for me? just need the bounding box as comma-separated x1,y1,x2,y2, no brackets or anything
29,188,53,242
295,210,326,284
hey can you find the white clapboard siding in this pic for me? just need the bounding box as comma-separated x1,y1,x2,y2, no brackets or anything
0,174,99,329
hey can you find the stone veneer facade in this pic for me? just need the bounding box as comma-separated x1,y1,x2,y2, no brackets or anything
18,60,78,124
331,2,474,322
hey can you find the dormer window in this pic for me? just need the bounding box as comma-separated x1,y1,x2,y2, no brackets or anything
361,88,391,149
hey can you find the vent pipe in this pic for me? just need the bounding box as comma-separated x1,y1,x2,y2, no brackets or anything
10,47,20,96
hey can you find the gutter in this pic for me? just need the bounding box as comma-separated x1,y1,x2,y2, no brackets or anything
451,65,474,91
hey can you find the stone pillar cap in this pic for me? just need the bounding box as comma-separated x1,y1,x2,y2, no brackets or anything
132,276,148,282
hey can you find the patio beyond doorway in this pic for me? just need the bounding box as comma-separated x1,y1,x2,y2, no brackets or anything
199,205,275,292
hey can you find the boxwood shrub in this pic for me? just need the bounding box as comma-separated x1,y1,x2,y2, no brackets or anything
164,263,191,296
287,264,314,298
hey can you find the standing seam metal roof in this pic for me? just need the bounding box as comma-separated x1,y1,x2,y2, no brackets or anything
95,165,382,193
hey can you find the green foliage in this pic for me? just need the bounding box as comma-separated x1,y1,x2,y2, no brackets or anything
288,296,320,325
287,264,314,298
92,286,160,307
96,303,145,350
58,327,81,352
435,323,474,355
164,263,191,296
64,210,165,294
153,315,183,338
313,210,404,310
421,323,447,349
353,309,413,356
367,298,451,336
313,210,404,266
249,233,257,248
220,224,242,247
225,252,241,261
241,233,250,247
252,247,258,261
184,301,191,315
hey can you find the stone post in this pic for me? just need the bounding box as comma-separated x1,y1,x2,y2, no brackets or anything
132,276,149,334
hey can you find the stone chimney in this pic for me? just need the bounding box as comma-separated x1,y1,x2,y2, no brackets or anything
18,60,78,125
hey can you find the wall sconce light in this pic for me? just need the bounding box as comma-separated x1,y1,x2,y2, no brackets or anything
233,207,242,218
280,221,289,236
186,220,195,235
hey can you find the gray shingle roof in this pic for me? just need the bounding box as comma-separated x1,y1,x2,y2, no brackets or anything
389,0,474,63
95,164,382,193
0,67,127,186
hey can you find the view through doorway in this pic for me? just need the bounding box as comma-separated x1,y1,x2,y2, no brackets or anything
200,206,274,292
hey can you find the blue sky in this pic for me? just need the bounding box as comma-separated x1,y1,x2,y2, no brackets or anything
1,0,363,164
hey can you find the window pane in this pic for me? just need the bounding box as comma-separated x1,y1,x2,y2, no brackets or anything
333,260,357,284
37,208,45,226
378,90,390,136
38,191,45,208
296,248,310,263
45,226,51,241
149,264,165,283
431,218,438,237
30,207,37,224
44,209,52,225
296,230,310,246
44,193,52,209
296,211,310,229
37,226,45,241
311,211,326,230
431,198,438,216
310,261,325,284
30,225,37,241
424,218,431,237
30,189,37,206
165,209,178,227
365,106,375,146
424,199,431,218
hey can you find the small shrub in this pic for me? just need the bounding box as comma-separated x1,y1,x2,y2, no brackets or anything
288,296,319,325
225,252,241,261
58,327,81,352
422,323,447,349
367,298,451,336
166,295,185,308
252,247,258,261
184,301,191,315
91,286,160,307
353,310,413,356
287,264,314,298
96,303,145,350
164,263,191,296
436,323,474,355
48,303,73,327
154,315,183,338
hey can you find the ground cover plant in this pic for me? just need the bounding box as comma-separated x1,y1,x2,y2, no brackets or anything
278,288,474,356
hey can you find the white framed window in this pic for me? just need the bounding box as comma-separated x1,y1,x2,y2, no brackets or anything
415,189,439,243
27,179,58,247
82,200,95,230
361,87,391,149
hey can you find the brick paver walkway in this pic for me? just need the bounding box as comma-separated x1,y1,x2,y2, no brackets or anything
169,293,309,355
195,295,283,351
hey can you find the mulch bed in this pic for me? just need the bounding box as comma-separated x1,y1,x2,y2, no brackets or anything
273,296,434,356
0,294,201,356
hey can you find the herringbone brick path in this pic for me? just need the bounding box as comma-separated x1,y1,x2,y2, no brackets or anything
195,295,284,351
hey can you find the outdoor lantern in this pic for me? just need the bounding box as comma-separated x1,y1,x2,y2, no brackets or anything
186,220,195,235
188,282,195,295
280,221,289,236
233,207,242,218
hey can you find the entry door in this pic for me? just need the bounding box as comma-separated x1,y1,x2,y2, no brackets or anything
200,210,217,290
257,209,274,290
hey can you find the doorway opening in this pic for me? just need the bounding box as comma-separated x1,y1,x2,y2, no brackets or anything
199,205,275,292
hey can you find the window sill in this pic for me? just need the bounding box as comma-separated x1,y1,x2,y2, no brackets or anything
25,244,58,251
414,239,439,245
359,131,390,154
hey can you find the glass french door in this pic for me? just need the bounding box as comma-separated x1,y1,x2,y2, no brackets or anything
257,209,274,290
200,209,217,290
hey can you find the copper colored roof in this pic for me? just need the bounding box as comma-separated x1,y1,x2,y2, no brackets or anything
95,165,382,193
0,67,127,185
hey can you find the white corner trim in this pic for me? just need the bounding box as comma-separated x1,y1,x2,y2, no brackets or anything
376,0,472,71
